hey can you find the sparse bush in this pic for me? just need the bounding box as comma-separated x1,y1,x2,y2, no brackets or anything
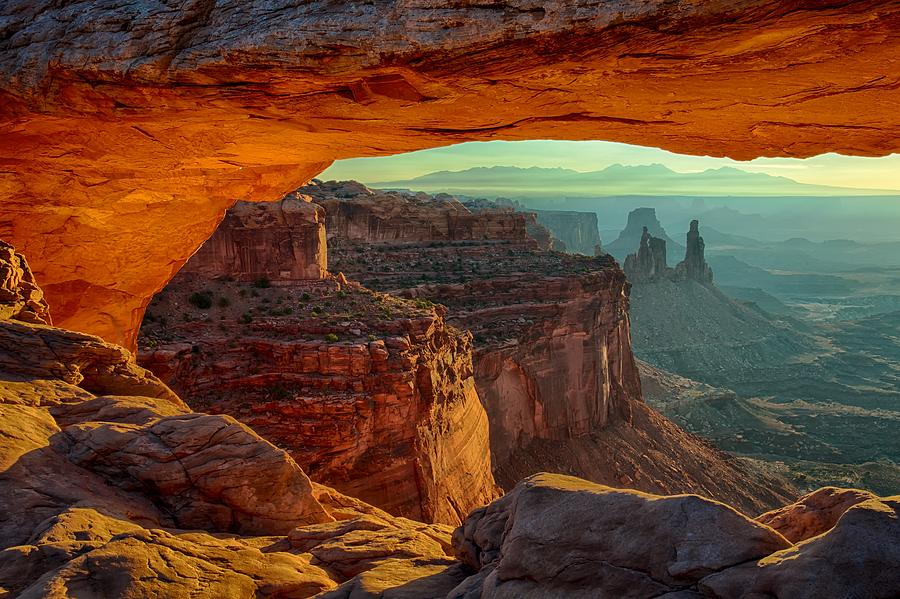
301,292,311,301
239,313,253,324
324,333,339,343
189,291,213,309
253,277,271,289
267,385,291,400
218,296,230,308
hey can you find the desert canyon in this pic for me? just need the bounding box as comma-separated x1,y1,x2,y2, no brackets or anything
2,1,900,598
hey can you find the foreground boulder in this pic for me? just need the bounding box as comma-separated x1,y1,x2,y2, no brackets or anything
702,494,900,599
452,473,791,598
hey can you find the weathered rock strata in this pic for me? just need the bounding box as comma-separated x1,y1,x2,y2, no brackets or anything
139,274,498,525
321,181,794,513
180,194,328,282
1,240,895,599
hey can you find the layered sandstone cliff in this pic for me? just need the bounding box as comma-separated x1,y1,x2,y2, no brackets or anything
319,181,794,513
139,273,498,526
310,180,539,245
180,194,327,282
0,239,477,598
4,243,896,598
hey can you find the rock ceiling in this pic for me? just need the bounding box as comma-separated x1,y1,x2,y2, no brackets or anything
1,0,898,347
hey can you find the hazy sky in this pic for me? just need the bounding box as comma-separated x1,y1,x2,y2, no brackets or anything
320,140,900,191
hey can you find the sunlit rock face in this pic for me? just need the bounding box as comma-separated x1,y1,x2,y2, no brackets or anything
318,182,795,513
2,1,899,347
180,194,327,282
137,198,499,525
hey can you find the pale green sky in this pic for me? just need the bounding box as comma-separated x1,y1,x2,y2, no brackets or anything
320,140,900,191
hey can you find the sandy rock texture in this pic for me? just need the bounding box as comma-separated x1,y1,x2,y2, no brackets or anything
180,194,328,282
139,273,499,526
452,473,900,599
2,1,898,347
320,181,794,514
0,240,467,598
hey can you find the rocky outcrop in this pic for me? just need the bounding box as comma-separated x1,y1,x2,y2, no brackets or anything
452,473,900,599
2,241,892,599
624,226,672,283
139,273,498,526
305,180,538,246
0,239,50,325
533,210,602,255
0,239,468,598
606,208,683,262
701,494,900,599
675,219,714,285
323,182,796,513
4,3,898,348
180,195,327,282
756,486,879,543
451,473,792,598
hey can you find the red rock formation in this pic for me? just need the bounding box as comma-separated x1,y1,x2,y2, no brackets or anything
322,182,795,513
305,180,538,245
0,239,472,597
2,240,892,599
4,2,898,347
180,195,327,282
138,274,498,526
756,486,879,543
0,240,50,325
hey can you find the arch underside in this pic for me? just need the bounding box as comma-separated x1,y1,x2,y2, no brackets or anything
1,0,898,347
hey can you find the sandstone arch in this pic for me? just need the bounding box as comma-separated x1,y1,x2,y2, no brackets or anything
1,0,898,348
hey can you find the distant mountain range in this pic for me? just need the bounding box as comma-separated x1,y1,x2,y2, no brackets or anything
373,164,898,197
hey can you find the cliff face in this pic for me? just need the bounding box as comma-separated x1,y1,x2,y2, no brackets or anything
3,2,897,348
0,239,50,325
0,239,484,598
533,210,603,255
321,181,796,513
305,180,537,245
4,244,891,598
139,265,497,526
181,195,327,282
411,272,639,461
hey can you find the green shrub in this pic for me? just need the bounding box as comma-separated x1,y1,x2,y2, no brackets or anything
217,296,230,308
253,277,271,289
324,333,339,343
239,313,253,324
189,291,213,309
301,292,311,301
